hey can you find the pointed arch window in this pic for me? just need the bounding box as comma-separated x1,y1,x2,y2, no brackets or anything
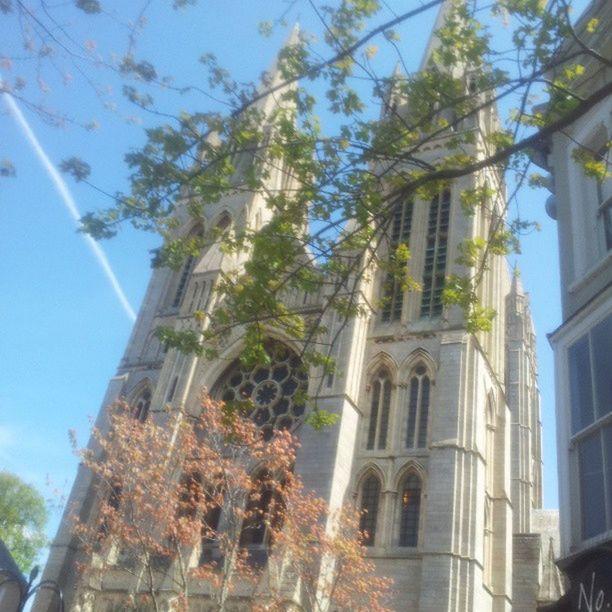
366,368,393,450
172,255,197,309
398,473,422,547
239,471,284,550
359,474,381,546
382,199,414,322
199,482,223,565
132,388,152,423
406,365,430,449
421,189,450,317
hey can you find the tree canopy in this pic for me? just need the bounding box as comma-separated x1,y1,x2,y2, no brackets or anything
0,471,48,572
3,0,611,370
71,397,392,611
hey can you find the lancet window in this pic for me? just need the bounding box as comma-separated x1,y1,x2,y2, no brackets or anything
382,198,414,322
421,189,450,317
239,471,283,549
398,472,422,547
366,368,393,450
132,388,152,423
172,255,197,309
359,474,381,546
406,365,430,449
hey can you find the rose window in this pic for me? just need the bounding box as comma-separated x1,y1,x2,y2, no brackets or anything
216,342,308,439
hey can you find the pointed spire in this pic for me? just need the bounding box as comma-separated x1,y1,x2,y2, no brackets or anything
380,61,405,119
392,61,403,79
256,23,301,116
285,22,301,47
420,0,453,70
510,266,525,296
538,537,564,601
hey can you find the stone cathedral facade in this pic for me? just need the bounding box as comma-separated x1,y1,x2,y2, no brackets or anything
40,9,564,612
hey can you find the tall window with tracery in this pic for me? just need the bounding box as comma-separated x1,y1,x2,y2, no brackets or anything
366,368,393,450
172,255,197,309
421,189,450,317
239,471,283,556
398,473,421,547
132,388,152,423
382,199,414,322
359,474,381,546
406,365,430,449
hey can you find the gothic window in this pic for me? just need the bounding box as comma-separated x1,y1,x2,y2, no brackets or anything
98,482,122,539
366,368,393,450
567,313,612,541
177,472,202,520
199,484,223,564
215,341,308,440
216,212,231,232
132,388,151,423
172,255,197,310
398,473,421,547
359,474,381,546
166,376,178,402
382,199,414,322
406,365,430,449
421,189,451,317
239,470,284,559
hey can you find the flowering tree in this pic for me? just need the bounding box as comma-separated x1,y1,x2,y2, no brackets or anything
71,396,391,611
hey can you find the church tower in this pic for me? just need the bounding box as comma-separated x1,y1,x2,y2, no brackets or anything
38,6,562,611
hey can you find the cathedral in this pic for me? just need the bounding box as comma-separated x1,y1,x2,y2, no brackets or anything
39,5,564,611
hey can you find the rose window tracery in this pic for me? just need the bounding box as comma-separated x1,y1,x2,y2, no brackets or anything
216,343,308,439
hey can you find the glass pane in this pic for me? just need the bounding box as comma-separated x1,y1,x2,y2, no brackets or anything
399,474,421,546
592,314,612,420
359,475,380,546
605,425,612,531
407,378,419,448
367,381,381,450
579,433,606,539
378,379,392,449
568,335,594,433
418,377,430,448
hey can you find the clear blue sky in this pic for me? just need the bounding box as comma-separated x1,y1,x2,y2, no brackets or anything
0,0,572,568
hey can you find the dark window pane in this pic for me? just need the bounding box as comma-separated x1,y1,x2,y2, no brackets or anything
367,381,381,450
579,433,606,539
603,201,612,251
399,474,421,546
359,475,381,546
592,314,612,420
240,477,274,547
605,425,612,531
569,335,594,433
382,199,413,322
407,378,419,448
172,255,195,309
378,379,392,449
421,189,449,317
418,377,430,448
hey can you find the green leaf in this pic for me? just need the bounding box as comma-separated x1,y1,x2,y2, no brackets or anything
306,409,340,431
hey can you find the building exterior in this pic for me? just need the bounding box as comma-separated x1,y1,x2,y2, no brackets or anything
38,6,564,611
535,0,612,606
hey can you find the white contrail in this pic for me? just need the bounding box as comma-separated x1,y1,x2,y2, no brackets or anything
2,87,137,323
